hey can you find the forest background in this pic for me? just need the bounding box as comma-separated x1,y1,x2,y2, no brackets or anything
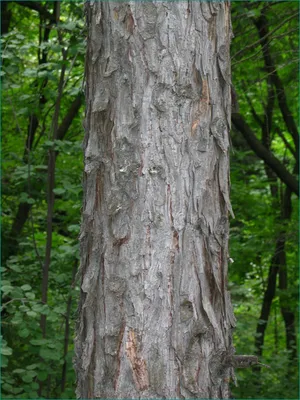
1,1,298,399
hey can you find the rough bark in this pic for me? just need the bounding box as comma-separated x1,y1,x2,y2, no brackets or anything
75,2,236,398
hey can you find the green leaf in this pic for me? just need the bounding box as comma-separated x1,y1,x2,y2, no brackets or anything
27,391,38,398
47,342,57,349
26,364,39,370
53,187,66,195
26,310,37,318
31,382,39,390
25,291,35,300
60,21,77,31
19,94,31,101
11,313,23,324
10,288,24,299
10,387,24,395
68,224,80,233
37,371,48,382
21,284,32,291
1,346,13,356
54,273,67,283
13,369,26,374
18,328,30,338
31,304,44,313
26,370,37,378
2,355,8,367
23,68,37,77
44,140,55,147
50,43,62,53
19,193,35,204
30,339,48,346
17,107,29,116
1,280,11,286
1,285,13,294
9,264,22,272
21,374,33,383
37,70,49,78
40,305,50,315
47,312,59,323
2,51,13,59
19,305,29,312
39,347,61,361
2,383,13,392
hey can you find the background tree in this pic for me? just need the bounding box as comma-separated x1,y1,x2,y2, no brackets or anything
229,1,298,398
1,1,298,399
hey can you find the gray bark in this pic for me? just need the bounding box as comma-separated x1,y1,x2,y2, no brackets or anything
75,1,236,398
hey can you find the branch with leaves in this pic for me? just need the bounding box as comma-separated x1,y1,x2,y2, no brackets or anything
232,113,298,197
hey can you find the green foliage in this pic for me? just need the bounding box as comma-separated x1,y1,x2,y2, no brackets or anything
2,1,84,398
229,2,298,399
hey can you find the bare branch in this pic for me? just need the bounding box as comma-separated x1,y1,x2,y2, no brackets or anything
232,11,299,60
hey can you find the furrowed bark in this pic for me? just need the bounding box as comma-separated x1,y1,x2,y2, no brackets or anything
75,2,236,398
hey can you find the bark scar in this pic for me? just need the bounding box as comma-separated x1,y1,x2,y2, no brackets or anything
113,234,130,248
124,5,135,34
125,329,149,391
114,320,126,391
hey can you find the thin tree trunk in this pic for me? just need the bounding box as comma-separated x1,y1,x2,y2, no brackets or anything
278,188,297,361
75,2,236,398
61,261,78,393
3,94,83,263
39,4,67,396
254,236,282,357
40,15,67,336
253,12,299,160
279,268,297,359
254,187,296,363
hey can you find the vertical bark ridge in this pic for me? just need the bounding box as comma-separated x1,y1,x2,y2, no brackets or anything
75,2,235,398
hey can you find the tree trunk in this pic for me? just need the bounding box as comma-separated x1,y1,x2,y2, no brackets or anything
75,2,236,398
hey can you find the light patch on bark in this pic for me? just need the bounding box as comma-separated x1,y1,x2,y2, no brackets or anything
125,329,150,391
